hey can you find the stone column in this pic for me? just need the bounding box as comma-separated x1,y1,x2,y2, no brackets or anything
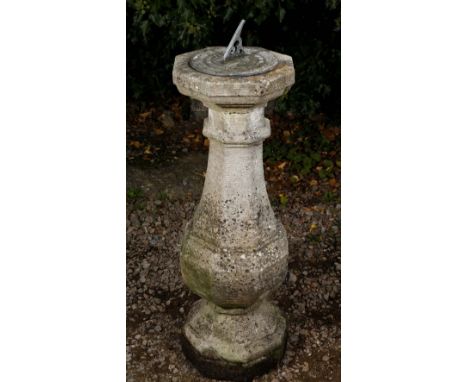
173,50,294,381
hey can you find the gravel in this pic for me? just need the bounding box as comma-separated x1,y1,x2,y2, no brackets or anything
127,153,341,382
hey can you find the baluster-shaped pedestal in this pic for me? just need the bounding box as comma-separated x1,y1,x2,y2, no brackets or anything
173,50,295,381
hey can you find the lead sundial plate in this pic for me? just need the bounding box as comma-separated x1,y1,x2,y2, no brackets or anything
189,47,278,77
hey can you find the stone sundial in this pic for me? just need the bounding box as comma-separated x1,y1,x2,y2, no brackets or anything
172,20,295,381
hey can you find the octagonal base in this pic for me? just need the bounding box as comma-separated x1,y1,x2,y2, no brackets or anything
182,299,286,381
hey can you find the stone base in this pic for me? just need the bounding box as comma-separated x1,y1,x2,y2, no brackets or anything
182,299,286,381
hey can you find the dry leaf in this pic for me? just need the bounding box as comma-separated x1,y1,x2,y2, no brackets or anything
290,175,300,183
309,179,318,186
277,161,287,170
129,140,143,148
138,111,151,121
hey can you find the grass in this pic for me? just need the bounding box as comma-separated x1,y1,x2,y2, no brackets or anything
127,187,144,200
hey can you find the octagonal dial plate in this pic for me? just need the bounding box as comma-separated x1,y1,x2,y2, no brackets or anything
189,47,278,77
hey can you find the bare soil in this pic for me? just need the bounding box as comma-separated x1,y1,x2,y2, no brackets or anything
127,152,341,382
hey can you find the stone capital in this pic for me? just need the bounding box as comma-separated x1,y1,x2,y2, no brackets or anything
172,48,295,108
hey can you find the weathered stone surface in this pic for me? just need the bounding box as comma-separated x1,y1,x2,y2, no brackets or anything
184,299,286,364
182,299,286,381
180,117,289,308
172,46,295,380
181,221,288,308
189,99,277,121
173,48,294,108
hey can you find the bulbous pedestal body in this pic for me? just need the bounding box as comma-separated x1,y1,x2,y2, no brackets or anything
173,48,294,381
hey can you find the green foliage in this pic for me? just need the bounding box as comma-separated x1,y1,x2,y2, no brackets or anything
157,190,169,201
279,193,289,206
127,187,143,199
307,232,322,243
323,190,338,203
319,159,335,179
264,136,325,176
263,114,340,190
263,140,288,162
287,148,322,176
127,0,340,117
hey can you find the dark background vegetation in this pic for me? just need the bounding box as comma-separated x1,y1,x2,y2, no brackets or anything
127,0,341,202
127,0,341,119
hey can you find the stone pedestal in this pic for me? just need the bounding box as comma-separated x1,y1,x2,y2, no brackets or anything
173,49,294,381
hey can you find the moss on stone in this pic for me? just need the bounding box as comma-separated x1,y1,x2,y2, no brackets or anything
181,244,213,299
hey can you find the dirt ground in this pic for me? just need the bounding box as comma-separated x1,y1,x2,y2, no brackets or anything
127,156,340,382
127,98,341,381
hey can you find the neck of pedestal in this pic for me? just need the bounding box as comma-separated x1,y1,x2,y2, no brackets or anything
189,106,278,250
202,106,270,145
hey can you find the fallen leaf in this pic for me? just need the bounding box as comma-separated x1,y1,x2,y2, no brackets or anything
138,111,151,121
309,179,318,186
155,128,164,135
277,161,288,170
158,112,175,129
129,140,143,148
290,175,300,183
322,126,340,141
279,193,288,206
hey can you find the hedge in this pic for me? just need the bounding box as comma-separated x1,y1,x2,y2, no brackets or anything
127,0,340,119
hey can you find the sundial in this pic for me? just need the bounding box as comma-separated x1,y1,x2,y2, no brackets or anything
172,22,295,381
189,19,279,77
